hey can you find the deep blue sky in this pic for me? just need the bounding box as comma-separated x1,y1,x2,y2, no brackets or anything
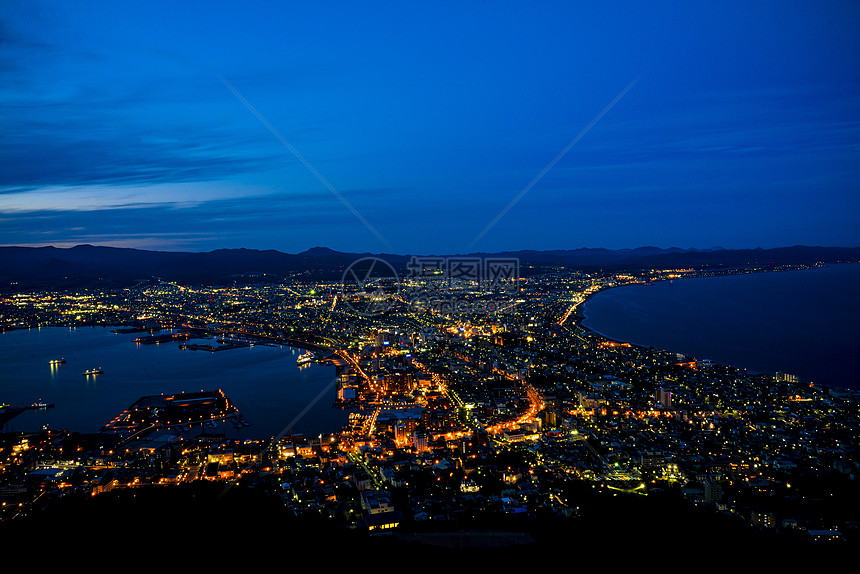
2,1,859,254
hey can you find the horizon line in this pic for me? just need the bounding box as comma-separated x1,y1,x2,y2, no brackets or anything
2,242,859,257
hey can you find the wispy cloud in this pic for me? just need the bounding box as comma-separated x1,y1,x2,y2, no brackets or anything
0,182,272,213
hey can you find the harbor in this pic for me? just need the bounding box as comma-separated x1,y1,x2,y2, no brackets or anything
0,326,346,437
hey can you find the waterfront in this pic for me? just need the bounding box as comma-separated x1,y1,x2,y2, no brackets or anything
2,266,859,544
582,264,860,391
0,326,347,438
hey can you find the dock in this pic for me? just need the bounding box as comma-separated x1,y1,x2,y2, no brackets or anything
133,332,191,345
100,389,242,435
0,402,55,427
179,341,250,352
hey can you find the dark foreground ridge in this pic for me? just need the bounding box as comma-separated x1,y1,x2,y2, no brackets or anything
2,480,833,564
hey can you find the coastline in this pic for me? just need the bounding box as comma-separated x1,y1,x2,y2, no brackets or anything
571,262,828,328
573,264,860,396
572,288,630,345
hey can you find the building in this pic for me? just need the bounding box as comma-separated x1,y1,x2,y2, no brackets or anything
703,479,722,504
413,430,428,454
657,388,672,408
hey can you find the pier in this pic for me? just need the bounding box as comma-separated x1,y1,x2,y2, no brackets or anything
112,326,161,335
133,332,191,345
0,401,55,428
101,389,242,435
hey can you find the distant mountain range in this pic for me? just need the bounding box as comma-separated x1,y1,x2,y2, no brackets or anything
1,244,859,291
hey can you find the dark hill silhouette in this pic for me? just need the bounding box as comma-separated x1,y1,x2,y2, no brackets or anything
1,244,858,291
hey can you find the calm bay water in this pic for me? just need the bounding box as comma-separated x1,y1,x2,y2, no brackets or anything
582,264,860,391
0,327,349,437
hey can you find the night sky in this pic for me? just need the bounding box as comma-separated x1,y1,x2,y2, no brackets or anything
2,1,859,255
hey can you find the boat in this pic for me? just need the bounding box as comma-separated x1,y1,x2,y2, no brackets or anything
83,368,104,376
49,358,67,365
297,351,315,365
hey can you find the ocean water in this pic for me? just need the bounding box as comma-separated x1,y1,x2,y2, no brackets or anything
581,264,860,391
0,327,348,437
